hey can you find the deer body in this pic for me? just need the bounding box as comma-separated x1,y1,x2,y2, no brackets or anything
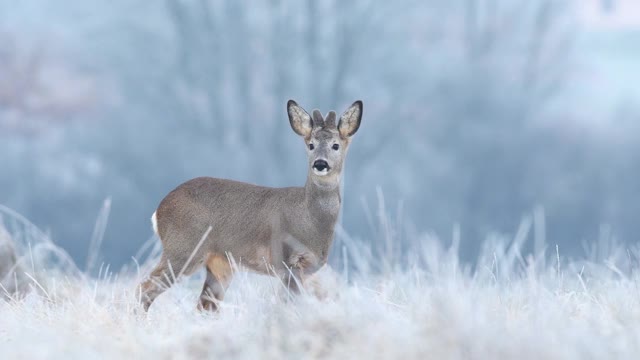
139,100,362,311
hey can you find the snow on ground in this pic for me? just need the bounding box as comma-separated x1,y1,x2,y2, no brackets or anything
1,207,640,359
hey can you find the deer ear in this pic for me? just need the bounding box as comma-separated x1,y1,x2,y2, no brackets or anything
338,100,363,138
287,100,313,137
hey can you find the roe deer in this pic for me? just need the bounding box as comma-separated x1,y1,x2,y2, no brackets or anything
138,100,363,311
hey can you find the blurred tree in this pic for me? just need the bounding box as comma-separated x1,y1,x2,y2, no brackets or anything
3,0,640,268
0,31,97,135
403,0,576,257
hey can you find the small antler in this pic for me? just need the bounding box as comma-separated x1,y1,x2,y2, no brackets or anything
311,109,325,128
324,111,337,128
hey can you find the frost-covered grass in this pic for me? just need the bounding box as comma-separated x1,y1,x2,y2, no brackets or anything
2,206,640,359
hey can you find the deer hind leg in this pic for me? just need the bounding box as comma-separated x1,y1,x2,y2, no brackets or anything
138,253,196,312
198,253,233,312
138,258,172,312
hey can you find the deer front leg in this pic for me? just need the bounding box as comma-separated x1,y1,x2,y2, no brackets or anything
281,250,324,295
282,267,304,295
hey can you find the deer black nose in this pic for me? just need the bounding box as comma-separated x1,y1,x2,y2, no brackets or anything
313,160,329,171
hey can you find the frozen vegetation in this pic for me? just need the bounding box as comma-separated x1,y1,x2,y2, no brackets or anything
1,1,639,358
1,205,639,359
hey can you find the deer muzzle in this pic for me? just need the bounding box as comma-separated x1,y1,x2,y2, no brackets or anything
312,159,330,176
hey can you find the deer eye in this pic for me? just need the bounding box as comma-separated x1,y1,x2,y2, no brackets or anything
308,143,315,150
332,144,339,150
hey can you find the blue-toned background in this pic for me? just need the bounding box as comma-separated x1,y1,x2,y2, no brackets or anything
1,0,638,267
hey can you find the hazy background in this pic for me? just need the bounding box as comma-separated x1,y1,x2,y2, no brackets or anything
1,0,638,269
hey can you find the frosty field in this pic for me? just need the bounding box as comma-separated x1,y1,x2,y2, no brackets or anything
1,206,640,359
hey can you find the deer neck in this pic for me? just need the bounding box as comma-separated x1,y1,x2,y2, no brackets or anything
304,174,341,224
